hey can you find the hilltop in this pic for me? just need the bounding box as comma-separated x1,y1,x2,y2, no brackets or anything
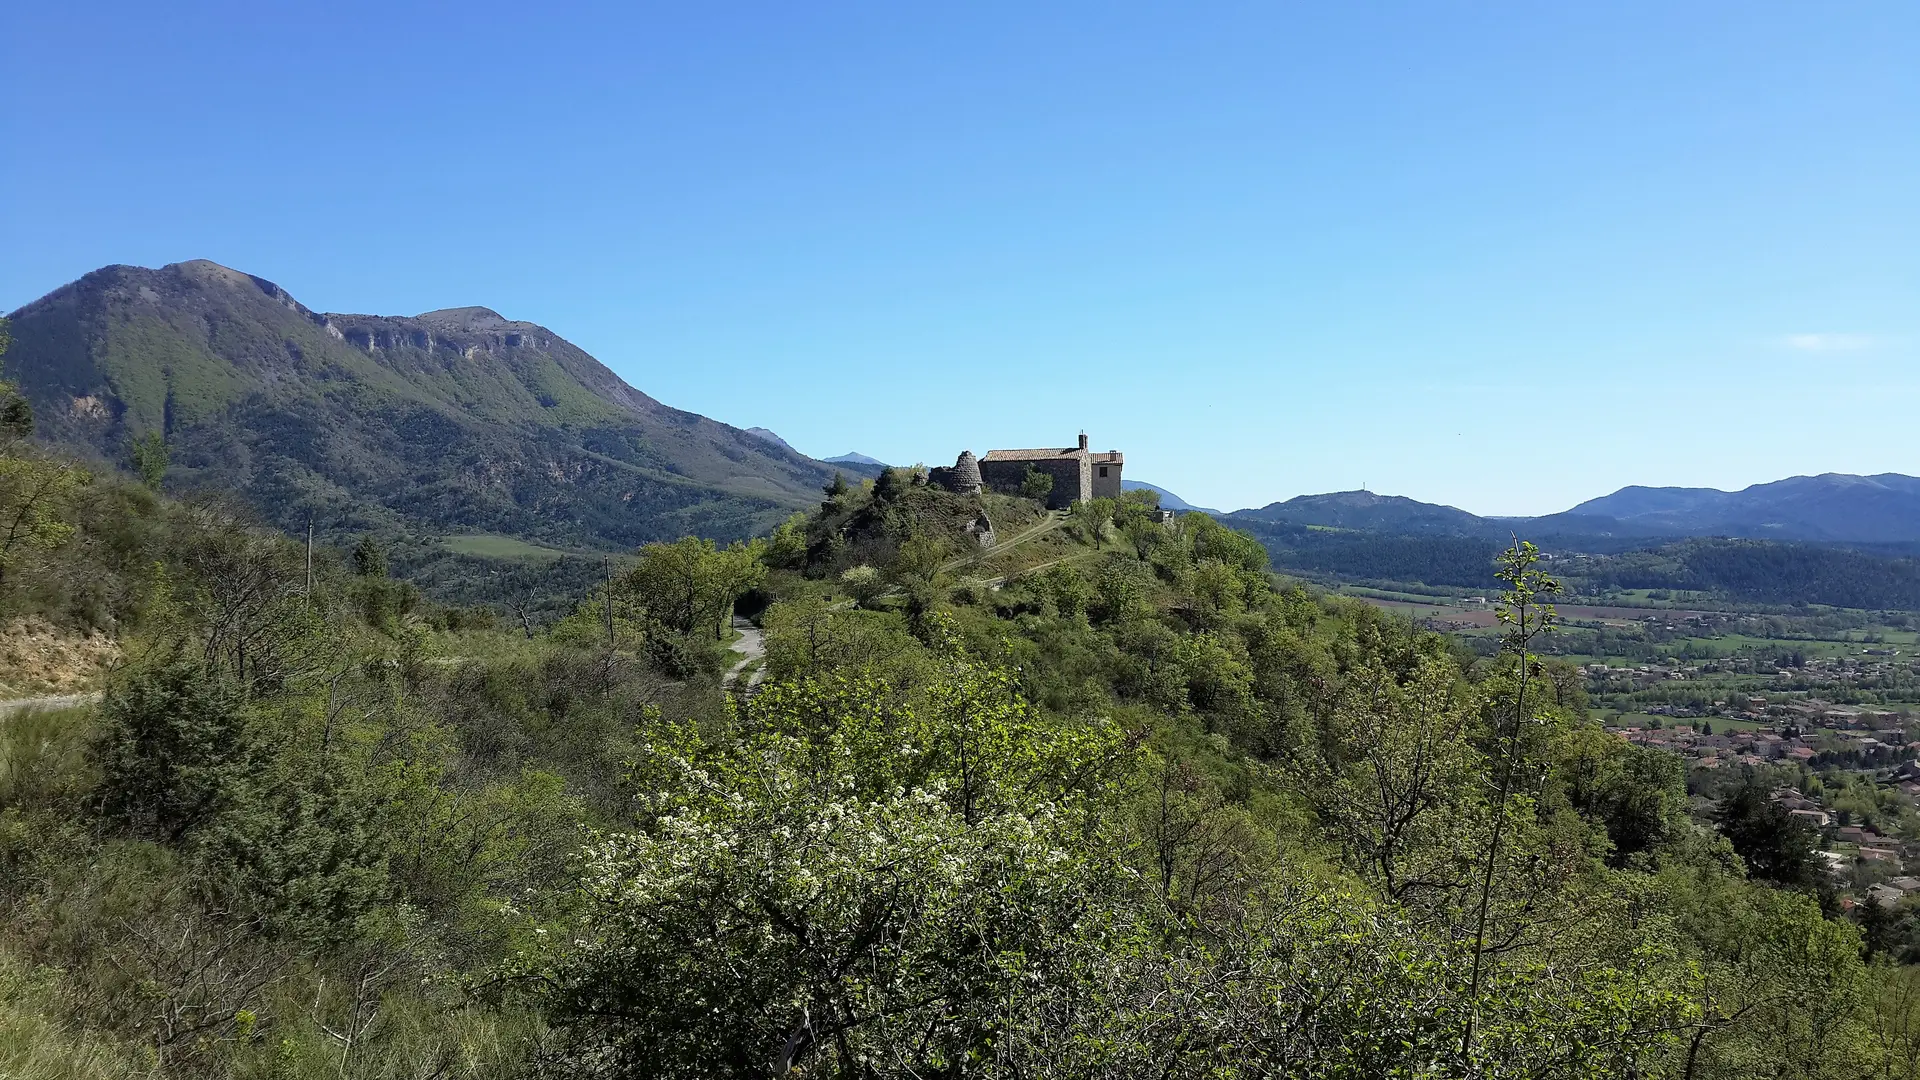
1233,489,1490,535
3,260,838,555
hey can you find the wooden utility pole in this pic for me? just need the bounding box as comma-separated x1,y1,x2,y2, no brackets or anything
305,516,314,596
604,557,615,649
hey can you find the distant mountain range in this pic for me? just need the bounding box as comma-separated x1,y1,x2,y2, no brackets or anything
1563,474,1920,543
1227,475,1920,546
742,433,885,477
7,260,1917,568
744,427,800,454
1122,480,1219,515
4,260,841,550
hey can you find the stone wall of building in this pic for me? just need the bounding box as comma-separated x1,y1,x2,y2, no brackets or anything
978,457,1087,509
1091,454,1122,499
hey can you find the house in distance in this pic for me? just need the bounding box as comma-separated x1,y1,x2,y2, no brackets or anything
930,433,1123,510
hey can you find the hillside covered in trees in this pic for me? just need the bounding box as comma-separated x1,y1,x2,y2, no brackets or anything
2,260,840,565
1235,515,1920,613
12,348,1920,1080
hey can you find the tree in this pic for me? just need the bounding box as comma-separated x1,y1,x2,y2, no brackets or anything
0,314,83,591
889,534,948,585
1035,563,1093,618
1020,466,1054,502
1296,651,1484,906
1187,514,1269,575
1715,777,1820,888
95,661,256,844
129,430,170,491
872,465,908,501
764,511,809,569
626,537,766,639
1553,727,1687,866
838,564,884,607
174,504,325,689
0,319,31,440
705,540,768,638
541,651,1134,1077
1662,857,1874,1078
1858,894,1899,961
1070,496,1115,548
821,471,849,512
1464,538,1561,1051
352,535,388,577
0,449,85,590
1139,758,1262,924
0,380,29,440
761,593,926,680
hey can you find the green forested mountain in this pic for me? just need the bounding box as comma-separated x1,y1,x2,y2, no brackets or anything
1233,489,1498,535
1237,518,1920,611
3,260,837,552
1587,538,1920,610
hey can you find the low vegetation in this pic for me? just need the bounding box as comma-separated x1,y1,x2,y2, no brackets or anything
9,316,1920,1074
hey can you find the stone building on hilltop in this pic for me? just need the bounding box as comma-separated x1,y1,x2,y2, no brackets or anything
930,433,1123,510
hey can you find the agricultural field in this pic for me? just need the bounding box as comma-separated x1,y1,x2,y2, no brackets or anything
1338,584,1920,717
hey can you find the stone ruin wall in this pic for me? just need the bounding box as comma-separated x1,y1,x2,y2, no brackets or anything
977,457,1087,510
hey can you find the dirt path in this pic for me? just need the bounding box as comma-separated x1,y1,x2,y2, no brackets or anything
724,617,767,691
977,549,1103,589
0,691,102,716
941,511,1066,575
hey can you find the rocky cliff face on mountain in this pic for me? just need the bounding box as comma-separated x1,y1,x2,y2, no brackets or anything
4,259,835,548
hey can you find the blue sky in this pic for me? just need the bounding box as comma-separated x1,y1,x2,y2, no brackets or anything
4,2,1914,515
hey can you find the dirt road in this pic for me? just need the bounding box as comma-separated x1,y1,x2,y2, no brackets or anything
724,617,767,691
0,691,101,716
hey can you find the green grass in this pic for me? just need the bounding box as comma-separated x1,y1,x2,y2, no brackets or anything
1595,710,1770,733
439,534,574,561
0,950,156,1080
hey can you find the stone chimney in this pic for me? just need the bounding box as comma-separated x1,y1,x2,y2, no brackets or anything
1078,431,1089,451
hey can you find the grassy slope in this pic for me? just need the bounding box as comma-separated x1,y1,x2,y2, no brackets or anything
4,260,837,556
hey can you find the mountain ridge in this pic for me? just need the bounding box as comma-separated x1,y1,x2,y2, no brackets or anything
1121,479,1218,515
4,259,839,551
1222,473,1920,545
1565,473,1920,541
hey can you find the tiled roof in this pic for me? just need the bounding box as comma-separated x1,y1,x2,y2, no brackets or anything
981,448,1081,462
979,447,1126,464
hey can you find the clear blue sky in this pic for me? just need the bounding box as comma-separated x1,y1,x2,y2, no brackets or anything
4,2,1914,515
